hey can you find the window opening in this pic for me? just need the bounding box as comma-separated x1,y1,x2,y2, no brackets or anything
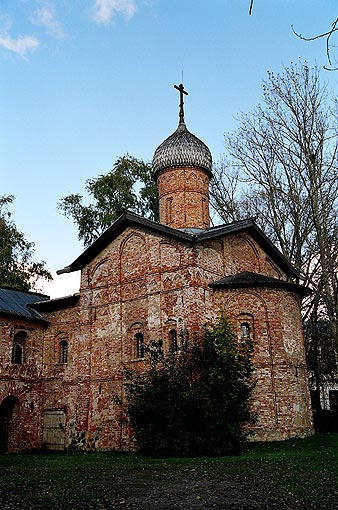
202,197,207,224
169,329,178,351
60,340,68,364
166,197,173,224
240,322,250,340
11,332,26,364
11,343,23,364
134,333,145,359
329,390,338,411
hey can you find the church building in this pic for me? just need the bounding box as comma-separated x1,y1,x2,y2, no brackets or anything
0,86,313,452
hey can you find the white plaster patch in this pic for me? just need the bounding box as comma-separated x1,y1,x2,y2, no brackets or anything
283,336,296,354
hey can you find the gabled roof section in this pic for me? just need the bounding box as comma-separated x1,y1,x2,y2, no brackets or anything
57,211,194,274
57,212,298,279
0,286,50,323
196,218,298,278
209,272,310,297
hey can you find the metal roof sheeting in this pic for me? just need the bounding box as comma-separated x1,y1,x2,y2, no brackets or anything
0,287,49,322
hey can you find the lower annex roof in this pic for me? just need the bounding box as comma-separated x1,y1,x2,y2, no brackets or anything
0,286,49,323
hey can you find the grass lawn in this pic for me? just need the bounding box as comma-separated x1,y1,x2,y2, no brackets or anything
0,433,338,509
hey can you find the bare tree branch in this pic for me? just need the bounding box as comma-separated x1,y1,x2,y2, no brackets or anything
292,18,338,71
249,0,254,15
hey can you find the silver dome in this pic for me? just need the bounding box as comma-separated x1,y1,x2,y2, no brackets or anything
153,122,212,178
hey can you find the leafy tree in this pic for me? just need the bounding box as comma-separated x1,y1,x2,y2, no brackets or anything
0,195,52,292
124,314,254,456
210,62,338,406
59,156,158,247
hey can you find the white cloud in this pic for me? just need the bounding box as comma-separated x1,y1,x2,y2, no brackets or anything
92,0,137,25
0,34,39,57
31,6,66,39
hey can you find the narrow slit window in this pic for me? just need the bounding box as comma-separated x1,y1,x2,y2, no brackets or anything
169,329,178,351
60,340,68,364
166,198,173,224
134,333,144,359
202,197,207,224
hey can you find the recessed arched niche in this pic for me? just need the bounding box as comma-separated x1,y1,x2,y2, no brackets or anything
120,233,146,279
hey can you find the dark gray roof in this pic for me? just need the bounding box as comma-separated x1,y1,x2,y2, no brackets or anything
0,287,50,322
153,122,212,178
57,212,194,274
33,293,80,312
209,272,310,296
57,211,298,279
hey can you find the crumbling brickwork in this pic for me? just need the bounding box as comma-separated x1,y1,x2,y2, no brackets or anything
33,224,312,449
0,220,314,451
0,317,45,451
0,113,313,452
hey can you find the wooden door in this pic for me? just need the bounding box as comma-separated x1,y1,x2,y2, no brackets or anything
43,409,65,450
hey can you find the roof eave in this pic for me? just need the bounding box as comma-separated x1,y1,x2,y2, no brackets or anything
209,279,311,298
32,293,80,312
0,309,50,324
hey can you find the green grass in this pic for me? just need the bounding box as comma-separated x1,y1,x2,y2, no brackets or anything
1,433,338,509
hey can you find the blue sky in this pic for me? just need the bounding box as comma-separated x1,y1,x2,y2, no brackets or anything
1,0,338,297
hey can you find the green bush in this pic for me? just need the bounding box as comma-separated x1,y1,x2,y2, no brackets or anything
124,314,255,456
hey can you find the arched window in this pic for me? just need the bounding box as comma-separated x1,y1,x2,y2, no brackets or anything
169,329,178,351
11,332,26,364
134,333,144,359
240,322,250,340
56,333,69,365
237,314,254,343
12,343,23,364
60,340,68,364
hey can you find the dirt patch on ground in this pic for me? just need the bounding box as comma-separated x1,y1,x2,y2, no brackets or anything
108,476,294,509
0,468,298,510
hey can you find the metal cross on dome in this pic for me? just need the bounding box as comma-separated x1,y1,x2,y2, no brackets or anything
174,83,188,124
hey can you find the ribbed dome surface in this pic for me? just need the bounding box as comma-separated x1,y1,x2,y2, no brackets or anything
153,122,212,177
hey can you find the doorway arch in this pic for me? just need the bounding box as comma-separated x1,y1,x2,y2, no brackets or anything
0,396,19,453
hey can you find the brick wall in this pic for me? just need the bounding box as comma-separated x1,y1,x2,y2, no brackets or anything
157,166,210,229
0,317,46,451
0,225,313,451
41,226,312,449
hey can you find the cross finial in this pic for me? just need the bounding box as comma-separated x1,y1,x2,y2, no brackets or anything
174,83,188,124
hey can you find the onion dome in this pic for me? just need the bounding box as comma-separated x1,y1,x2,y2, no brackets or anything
153,83,212,178
153,121,212,178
